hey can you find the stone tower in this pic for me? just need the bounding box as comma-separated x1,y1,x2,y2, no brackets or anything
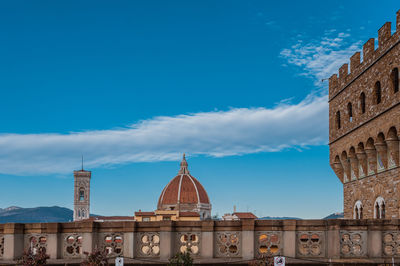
73,169,91,221
329,10,400,219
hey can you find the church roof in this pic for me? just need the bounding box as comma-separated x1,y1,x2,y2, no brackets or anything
157,154,210,208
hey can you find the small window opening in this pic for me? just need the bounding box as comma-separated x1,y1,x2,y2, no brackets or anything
392,68,399,93
347,102,353,122
375,81,381,104
360,92,366,114
336,111,341,129
79,189,85,201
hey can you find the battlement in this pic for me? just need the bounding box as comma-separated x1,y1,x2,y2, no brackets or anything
329,10,400,100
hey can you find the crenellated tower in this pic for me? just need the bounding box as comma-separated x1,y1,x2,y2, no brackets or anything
329,10,400,219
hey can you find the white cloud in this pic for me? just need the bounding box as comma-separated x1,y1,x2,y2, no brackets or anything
1,29,364,176
280,31,362,87
0,94,328,175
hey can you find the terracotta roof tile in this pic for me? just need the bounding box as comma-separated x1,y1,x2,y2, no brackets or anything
158,174,211,207
233,212,258,219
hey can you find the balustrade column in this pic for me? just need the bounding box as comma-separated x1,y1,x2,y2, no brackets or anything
3,223,24,260
123,221,135,258
241,220,254,260
282,220,296,258
45,223,60,259
160,221,172,260
201,221,214,259
81,221,95,255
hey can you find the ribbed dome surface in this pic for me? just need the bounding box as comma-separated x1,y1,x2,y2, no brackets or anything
157,154,210,208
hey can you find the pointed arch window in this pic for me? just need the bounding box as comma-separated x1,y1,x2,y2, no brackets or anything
375,81,381,104
374,197,385,219
392,68,399,93
360,92,366,114
79,189,85,201
353,200,363,219
336,111,341,129
347,102,353,122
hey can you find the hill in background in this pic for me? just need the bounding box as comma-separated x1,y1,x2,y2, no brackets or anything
0,206,344,223
0,206,73,223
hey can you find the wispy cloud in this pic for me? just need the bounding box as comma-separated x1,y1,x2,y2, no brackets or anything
1,29,364,176
280,30,362,87
0,95,327,175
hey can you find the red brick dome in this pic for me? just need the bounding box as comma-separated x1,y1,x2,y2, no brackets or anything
157,154,211,210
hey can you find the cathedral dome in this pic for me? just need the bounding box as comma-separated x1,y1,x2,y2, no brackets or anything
157,154,211,219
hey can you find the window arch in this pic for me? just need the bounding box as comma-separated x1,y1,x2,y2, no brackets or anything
347,102,353,122
374,196,385,219
336,111,341,129
81,209,86,218
375,81,381,104
78,209,81,217
360,92,366,114
79,188,85,201
391,67,399,93
353,200,363,219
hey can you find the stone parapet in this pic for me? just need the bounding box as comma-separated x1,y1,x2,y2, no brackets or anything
0,219,399,264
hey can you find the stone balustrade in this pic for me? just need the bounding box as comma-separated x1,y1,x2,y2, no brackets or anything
0,219,400,264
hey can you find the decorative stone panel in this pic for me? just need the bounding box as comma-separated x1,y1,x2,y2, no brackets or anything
296,231,325,257
382,232,400,256
340,231,367,257
136,232,160,257
175,232,201,256
214,232,241,258
24,234,48,254
98,233,123,256
62,234,83,258
255,231,282,257
0,235,3,258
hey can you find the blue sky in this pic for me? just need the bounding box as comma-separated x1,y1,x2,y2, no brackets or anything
0,1,398,218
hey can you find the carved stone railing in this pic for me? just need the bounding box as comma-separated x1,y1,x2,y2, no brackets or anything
0,219,400,264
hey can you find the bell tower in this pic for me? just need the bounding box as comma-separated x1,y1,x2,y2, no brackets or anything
73,168,91,221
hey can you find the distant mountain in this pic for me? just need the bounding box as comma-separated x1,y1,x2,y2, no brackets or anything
323,212,344,219
259,216,302,220
0,206,73,223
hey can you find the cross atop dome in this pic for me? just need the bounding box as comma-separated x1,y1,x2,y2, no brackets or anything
178,153,190,175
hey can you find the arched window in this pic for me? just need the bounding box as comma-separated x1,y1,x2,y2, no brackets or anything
78,209,81,217
336,111,341,129
347,102,353,122
391,68,399,93
82,209,86,218
79,189,85,201
353,200,363,219
374,196,385,219
360,92,366,114
375,81,381,104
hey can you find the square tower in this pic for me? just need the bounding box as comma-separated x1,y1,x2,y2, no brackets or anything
329,11,400,219
73,170,91,221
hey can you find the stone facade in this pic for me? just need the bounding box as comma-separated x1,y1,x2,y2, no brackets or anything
0,220,400,264
329,10,400,219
